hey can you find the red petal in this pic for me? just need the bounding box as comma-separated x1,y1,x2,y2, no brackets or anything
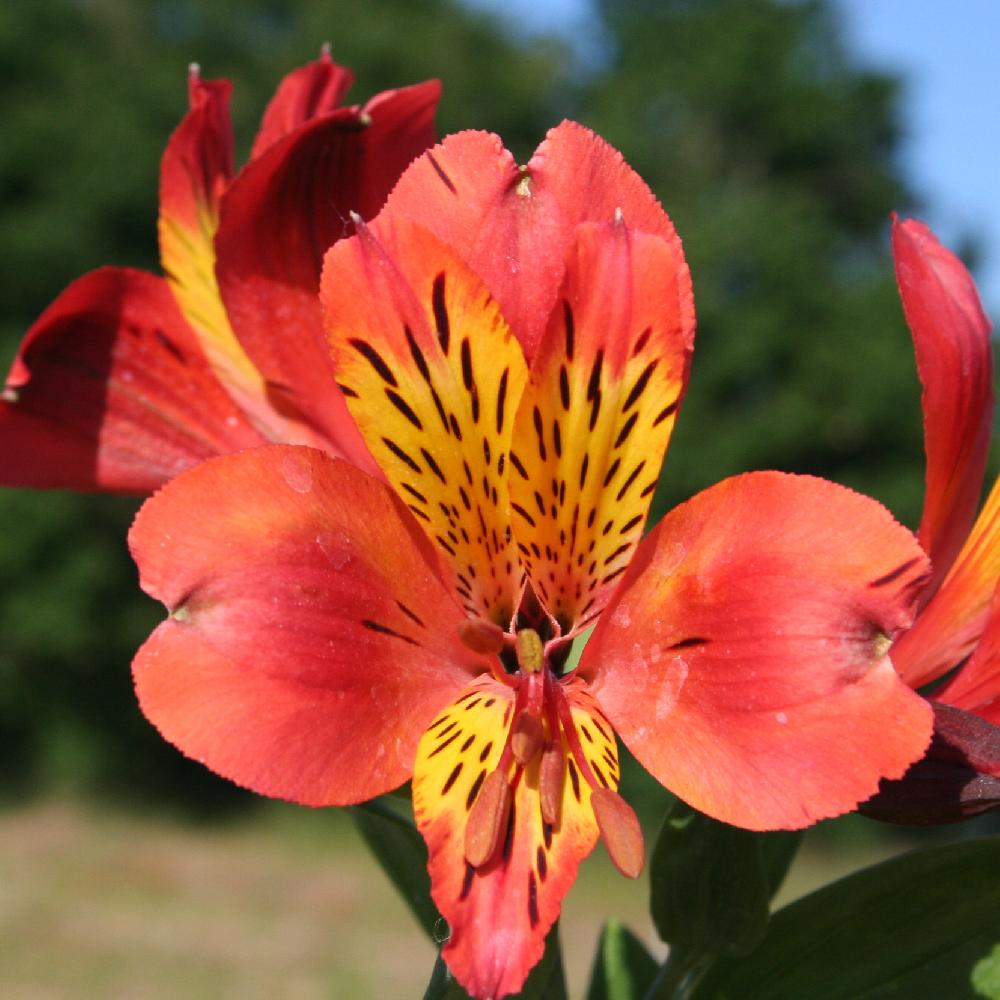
413,677,612,998
159,67,233,238
382,121,691,360
893,474,1000,689
158,67,284,433
893,216,994,594
130,446,484,805
250,48,354,159
580,472,934,830
935,584,1000,724
861,703,1000,823
0,267,262,492
215,82,440,471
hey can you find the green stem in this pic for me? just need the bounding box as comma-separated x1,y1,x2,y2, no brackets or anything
644,949,713,1000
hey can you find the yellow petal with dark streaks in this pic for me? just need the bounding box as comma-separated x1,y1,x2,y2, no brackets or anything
412,676,618,1000
322,216,530,625
509,220,694,633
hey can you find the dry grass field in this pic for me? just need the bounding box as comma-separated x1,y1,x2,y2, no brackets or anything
0,799,906,999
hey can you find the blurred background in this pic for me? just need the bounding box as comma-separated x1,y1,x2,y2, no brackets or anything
1,0,997,996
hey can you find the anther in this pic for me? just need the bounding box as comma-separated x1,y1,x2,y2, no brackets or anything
510,713,544,765
459,619,506,656
464,769,512,868
515,165,532,198
590,787,645,879
539,740,566,825
516,629,543,674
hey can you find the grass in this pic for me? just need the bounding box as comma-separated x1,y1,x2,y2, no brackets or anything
0,797,942,998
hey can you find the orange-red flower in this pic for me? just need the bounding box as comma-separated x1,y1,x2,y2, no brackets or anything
862,218,1000,822
0,50,439,490
127,126,934,998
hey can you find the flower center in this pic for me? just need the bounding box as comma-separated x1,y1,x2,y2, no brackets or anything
462,626,644,877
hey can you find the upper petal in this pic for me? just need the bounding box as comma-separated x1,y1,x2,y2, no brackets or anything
157,67,264,418
321,215,529,626
893,473,1000,689
130,445,484,805
509,219,694,633
215,80,440,470
580,472,934,830
893,216,994,594
381,121,690,360
250,48,355,159
934,583,1000,724
0,267,262,492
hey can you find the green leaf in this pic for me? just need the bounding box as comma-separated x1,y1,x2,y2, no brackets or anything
423,954,471,1000
350,796,441,939
422,923,566,1000
759,830,803,900
972,943,1000,999
693,836,1000,999
649,800,771,958
587,920,659,1000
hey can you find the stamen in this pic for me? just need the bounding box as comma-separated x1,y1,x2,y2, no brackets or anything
459,618,506,655
539,739,565,825
516,629,543,673
590,787,645,878
464,769,512,868
511,713,544,765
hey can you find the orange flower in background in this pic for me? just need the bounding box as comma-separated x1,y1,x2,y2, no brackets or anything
0,50,440,489
862,218,1000,823
127,125,934,998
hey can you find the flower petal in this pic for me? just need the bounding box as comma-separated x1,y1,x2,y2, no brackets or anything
322,216,529,625
0,267,262,492
130,445,484,805
893,474,1000,689
157,67,266,420
861,703,1000,823
216,81,440,469
934,583,1000,724
250,48,354,159
413,676,613,999
509,220,694,632
893,216,994,594
580,472,934,830
382,121,689,359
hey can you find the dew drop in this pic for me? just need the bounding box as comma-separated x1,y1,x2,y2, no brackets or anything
281,451,313,494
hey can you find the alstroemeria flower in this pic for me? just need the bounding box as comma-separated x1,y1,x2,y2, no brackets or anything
128,125,933,998
0,50,440,490
860,218,1000,823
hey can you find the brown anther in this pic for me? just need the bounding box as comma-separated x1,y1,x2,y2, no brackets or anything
539,740,566,825
516,628,544,674
459,619,506,656
590,787,645,879
515,165,532,198
464,769,512,868
510,712,544,765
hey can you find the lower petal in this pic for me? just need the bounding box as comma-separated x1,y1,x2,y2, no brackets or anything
130,445,484,805
413,677,614,999
580,471,934,830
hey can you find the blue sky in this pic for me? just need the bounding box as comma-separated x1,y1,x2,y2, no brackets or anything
465,0,1000,314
